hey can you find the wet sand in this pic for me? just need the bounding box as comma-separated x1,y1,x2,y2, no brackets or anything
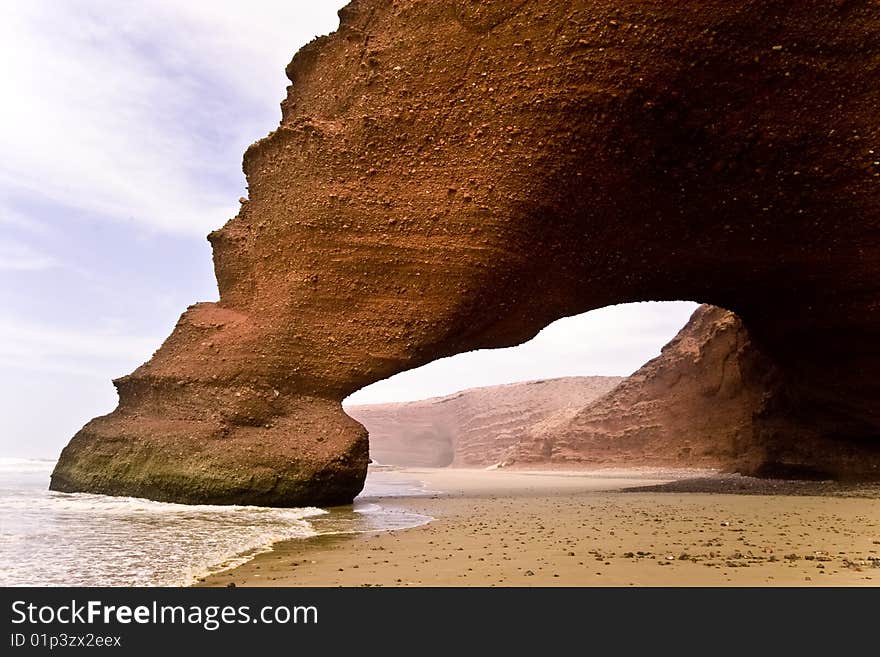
198,468,880,587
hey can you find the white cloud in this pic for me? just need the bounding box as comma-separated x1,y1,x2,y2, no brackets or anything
0,316,161,378
0,1,344,237
0,239,57,271
0,204,49,234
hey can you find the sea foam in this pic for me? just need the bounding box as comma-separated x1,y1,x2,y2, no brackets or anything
0,459,429,586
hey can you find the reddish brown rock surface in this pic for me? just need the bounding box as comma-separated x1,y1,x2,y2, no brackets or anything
52,0,880,505
347,377,621,467
513,306,762,470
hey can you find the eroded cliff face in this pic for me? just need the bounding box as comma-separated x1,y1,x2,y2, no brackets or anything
347,377,622,467
52,0,880,504
524,304,880,479
512,306,763,469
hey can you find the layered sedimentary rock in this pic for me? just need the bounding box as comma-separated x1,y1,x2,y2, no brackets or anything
53,0,880,505
347,377,621,467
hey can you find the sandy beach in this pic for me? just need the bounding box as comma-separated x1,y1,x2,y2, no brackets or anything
199,468,880,587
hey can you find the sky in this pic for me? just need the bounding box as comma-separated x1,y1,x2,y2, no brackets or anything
0,1,697,459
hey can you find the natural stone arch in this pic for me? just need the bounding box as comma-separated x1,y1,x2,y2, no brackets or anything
52,0,880,505
346,304,751,473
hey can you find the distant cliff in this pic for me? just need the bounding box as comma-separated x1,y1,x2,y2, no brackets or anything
346,377,622,467
512,306,758,469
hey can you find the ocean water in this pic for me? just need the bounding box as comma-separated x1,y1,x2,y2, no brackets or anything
0,458,431,587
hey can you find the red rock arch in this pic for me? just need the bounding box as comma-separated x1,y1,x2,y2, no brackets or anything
52,0,880,505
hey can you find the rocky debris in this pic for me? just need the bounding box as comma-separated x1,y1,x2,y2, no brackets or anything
53,0,880,505
626,474,880,497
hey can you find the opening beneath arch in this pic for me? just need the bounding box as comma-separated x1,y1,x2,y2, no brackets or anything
343,300,714,469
